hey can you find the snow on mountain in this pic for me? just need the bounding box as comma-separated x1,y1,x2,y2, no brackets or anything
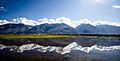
0,42,120,55
0,17,120,28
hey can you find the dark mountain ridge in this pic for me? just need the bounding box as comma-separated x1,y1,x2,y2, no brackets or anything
0,23,120,34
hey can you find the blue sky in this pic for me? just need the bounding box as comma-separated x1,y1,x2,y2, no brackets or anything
0,0,120,22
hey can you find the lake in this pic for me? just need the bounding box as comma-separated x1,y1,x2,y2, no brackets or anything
0,37,120,61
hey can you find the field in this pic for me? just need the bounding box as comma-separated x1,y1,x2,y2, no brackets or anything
0,34,120,39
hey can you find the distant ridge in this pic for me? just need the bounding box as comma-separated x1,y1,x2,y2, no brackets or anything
0,23,120,34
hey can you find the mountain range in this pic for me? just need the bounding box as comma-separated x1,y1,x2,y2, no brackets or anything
0,23,120,34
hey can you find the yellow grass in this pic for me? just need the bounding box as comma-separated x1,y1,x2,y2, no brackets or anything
0,34,71,39
0,34,119,39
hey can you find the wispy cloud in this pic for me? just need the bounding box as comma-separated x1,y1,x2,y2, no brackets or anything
0,7,4,10
0,7,6,11
112,5,120,9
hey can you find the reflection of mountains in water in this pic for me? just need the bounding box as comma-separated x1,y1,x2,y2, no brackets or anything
0,42,120,54
1,38,120,47
0,38,120,61
0,42,120,61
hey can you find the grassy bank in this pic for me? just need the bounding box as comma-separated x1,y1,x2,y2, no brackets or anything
0,34,120,39
0,34,70,39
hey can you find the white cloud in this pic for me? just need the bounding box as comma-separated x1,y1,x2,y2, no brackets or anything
0,7,4,10
0,17,120,28
0,7,6,11
79,19,120,26
38,18,60,24
112,5,120,8
13,18,40,26
0,20,9,25
56,17,78,28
